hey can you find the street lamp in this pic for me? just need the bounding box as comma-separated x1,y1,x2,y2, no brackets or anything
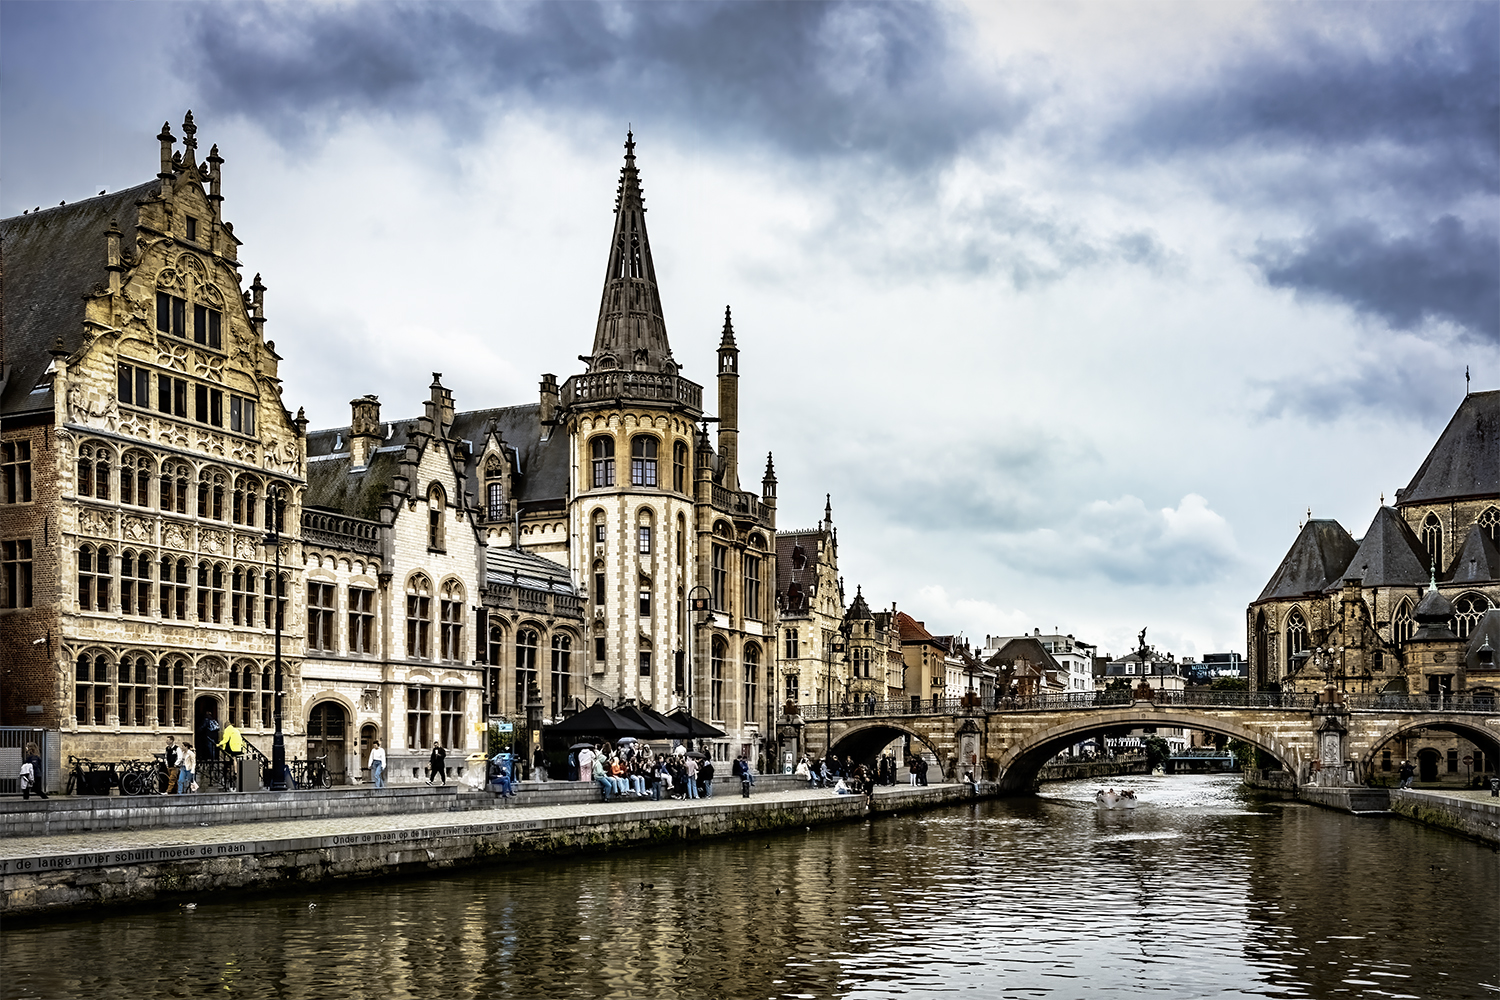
688,585,714,752
264,485,289,791
829,620,852,761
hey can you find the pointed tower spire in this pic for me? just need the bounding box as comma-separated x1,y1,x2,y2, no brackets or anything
587,131,674,374
717,305,740,491
825,493,833,525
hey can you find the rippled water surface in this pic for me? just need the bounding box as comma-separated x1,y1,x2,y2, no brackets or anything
5,775,1497,999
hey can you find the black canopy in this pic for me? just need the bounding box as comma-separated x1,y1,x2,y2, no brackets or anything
546,703,653,739
613,705,674,739
666,709,725,739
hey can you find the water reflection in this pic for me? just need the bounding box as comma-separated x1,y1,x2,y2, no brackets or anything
4,775,1495,998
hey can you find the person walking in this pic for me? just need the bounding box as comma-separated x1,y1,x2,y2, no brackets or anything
533,745,549,782
1398,760,1415,788
163,735,181,795
177,741,197,794
428,741,448,784
20,742,47,801
370,739,386,787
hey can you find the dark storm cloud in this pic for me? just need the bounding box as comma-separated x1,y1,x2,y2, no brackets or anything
1254,216,1499,342
1254,345,1470,426
188,1,1030,170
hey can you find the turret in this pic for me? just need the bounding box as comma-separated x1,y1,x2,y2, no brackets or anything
539,373,559,426
716,306,739,491
206,143,224,227
761,452,777,503
157,121,175,210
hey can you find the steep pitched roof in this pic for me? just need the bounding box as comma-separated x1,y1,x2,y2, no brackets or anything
0,182,158,418
986,637,1062,676
487,546,576,594
895,611,941,645
1255,519,1359,603
774,528,827,615
1328,506,1430,591
305,403,568,514
1449,524,1500,585
1397,390,1500,507
584,131,675,375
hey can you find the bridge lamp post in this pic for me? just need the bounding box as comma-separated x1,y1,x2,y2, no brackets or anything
688,586,714,752
828,621,852,761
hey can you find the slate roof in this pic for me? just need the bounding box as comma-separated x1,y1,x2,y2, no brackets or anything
487,546,576,594
305,402,567,514
1398,390,1500,507
1465,610,1500,672
1327,506,1430,591
1449,524,1500,585
775,527,829,616
0,182,158,418
1255,520,1360,603
985,637,1061,676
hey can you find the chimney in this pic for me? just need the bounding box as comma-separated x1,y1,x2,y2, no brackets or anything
206,143,224,232
157,121,175,211
105,221,123,295
349,395,382,468
428,373,454,430
539,373,559,426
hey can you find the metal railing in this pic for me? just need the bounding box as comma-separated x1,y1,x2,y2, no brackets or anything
562,371,703,410
796,689,1499,720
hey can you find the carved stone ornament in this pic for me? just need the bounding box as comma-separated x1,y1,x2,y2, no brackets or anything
157,343,189,373
231,442,258,465
197,433,226,456
163,524,189,549
159,424,189,449
118,413,150,439
78,509,115,536
122,517,153,543
67,387,119,431
201,529,227,556
194,352,225,384
234,535,259,559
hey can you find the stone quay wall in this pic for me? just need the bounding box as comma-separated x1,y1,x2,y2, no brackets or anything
1037,757,1149,783
1,783,980,917
1390,789,1500,847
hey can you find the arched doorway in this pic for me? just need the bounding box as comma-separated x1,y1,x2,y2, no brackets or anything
307,701,349,784
1417,748,1441,783
359,723,377,784
194,695,222,762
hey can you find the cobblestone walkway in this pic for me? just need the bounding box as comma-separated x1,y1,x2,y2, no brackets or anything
0,783,955,860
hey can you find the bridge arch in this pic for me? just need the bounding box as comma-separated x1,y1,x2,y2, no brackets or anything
1357,717,1500,776
827,722,945,770
995,711,1300,792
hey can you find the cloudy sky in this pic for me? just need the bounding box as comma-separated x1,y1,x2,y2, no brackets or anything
4,1,1496,659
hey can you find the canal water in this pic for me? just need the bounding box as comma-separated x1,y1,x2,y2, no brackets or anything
4,775,1496,999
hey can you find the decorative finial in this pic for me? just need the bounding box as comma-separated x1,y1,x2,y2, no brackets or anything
1380,492,1385,506
1466,365,1471,396
182,110,197,152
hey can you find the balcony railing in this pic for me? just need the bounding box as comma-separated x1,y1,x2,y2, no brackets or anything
710,484,772,525
301,511,380,556
484,584,584,620
562,371,703,411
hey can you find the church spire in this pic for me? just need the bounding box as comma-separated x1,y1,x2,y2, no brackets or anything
587,131,674,374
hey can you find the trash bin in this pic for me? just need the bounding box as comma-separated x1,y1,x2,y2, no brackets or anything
238,756,263,792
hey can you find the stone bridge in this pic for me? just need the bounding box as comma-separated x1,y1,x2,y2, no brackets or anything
787,693,1500,791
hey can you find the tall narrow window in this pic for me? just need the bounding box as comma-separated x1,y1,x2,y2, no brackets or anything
121,452,151,506
785,673,799,703
77,446,95,499
308,581,336,651
639,583,652,617
198,470,225,520
349,587,375,654
485,457,506,521
2,441,33,503
1422,513,1443,575
121,551,150,616
516,629,539,712
439,581,464,660
785,628,799,660
593,563,606,609
1285,609,1308,671
631,436,658,487
743,554,762,621
197,561,225,623
161,462,189,514
639,650,652,677
440,689,464,749
121,655,149,727
673,441,688,493
78,545,110,611
428,485,446,551
590,437,615,488
487,622,506,714
406,574,432,658
711,544,728,611
551,635,572,717
711,638,726,720
744,645,760,723
406,687,432,749
639,525,652,555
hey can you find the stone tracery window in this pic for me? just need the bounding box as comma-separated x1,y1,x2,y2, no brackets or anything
516,628,539,711
1421,513,1443,575
439,580,464,661
121,451,152,506
1284,608,1307,672
1393,599,1415,644
1480,506,1500,547
1454,593,1490,639
427,484,446,552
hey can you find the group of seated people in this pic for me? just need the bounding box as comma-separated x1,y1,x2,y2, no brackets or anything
583,742,718,802
795,752,920,790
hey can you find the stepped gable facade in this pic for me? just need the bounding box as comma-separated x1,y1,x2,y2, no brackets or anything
0,114,308,762
773,496,846,711
1248,390,1500,703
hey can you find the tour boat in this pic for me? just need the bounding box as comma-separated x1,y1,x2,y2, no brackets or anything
1118,789,1139,809
1095,789,1119,809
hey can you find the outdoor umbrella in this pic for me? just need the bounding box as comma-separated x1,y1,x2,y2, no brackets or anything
547,702,653,740
614,705,673,739
639,705,690,739
666,709,725,740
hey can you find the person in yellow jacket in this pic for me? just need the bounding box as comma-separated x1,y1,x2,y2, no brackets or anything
218,721,244,758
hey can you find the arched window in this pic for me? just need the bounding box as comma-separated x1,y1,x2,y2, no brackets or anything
75,652,111,725
78,544,110,611
550,635,572,717
119,653,148,727
516,628,539,711
1479,506,1500,547
677,513,686,567
631,436,658,487
486,620,506,714
785,628,799,660
1393,599,1415,643
638,509,653,555
673,441,689,493
121,451,152,506
1254,611,1270,687
121,550,151,616
711,637,727,720
76,444,95,499
157,656,186,728
197,560,225,623
592,559,606,611
1454,593,1490,639
1422,513,1443,575
743,644,760,723
260,667,273,726
590,436,615,488
406,573,432,658
227,660,245,727
1285,608,1308,671
198,469,225,520
439,580,464,660
233,475,259,527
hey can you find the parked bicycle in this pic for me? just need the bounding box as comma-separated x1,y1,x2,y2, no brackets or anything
289,755,331,789
117,756,169,796
64,756,118,796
